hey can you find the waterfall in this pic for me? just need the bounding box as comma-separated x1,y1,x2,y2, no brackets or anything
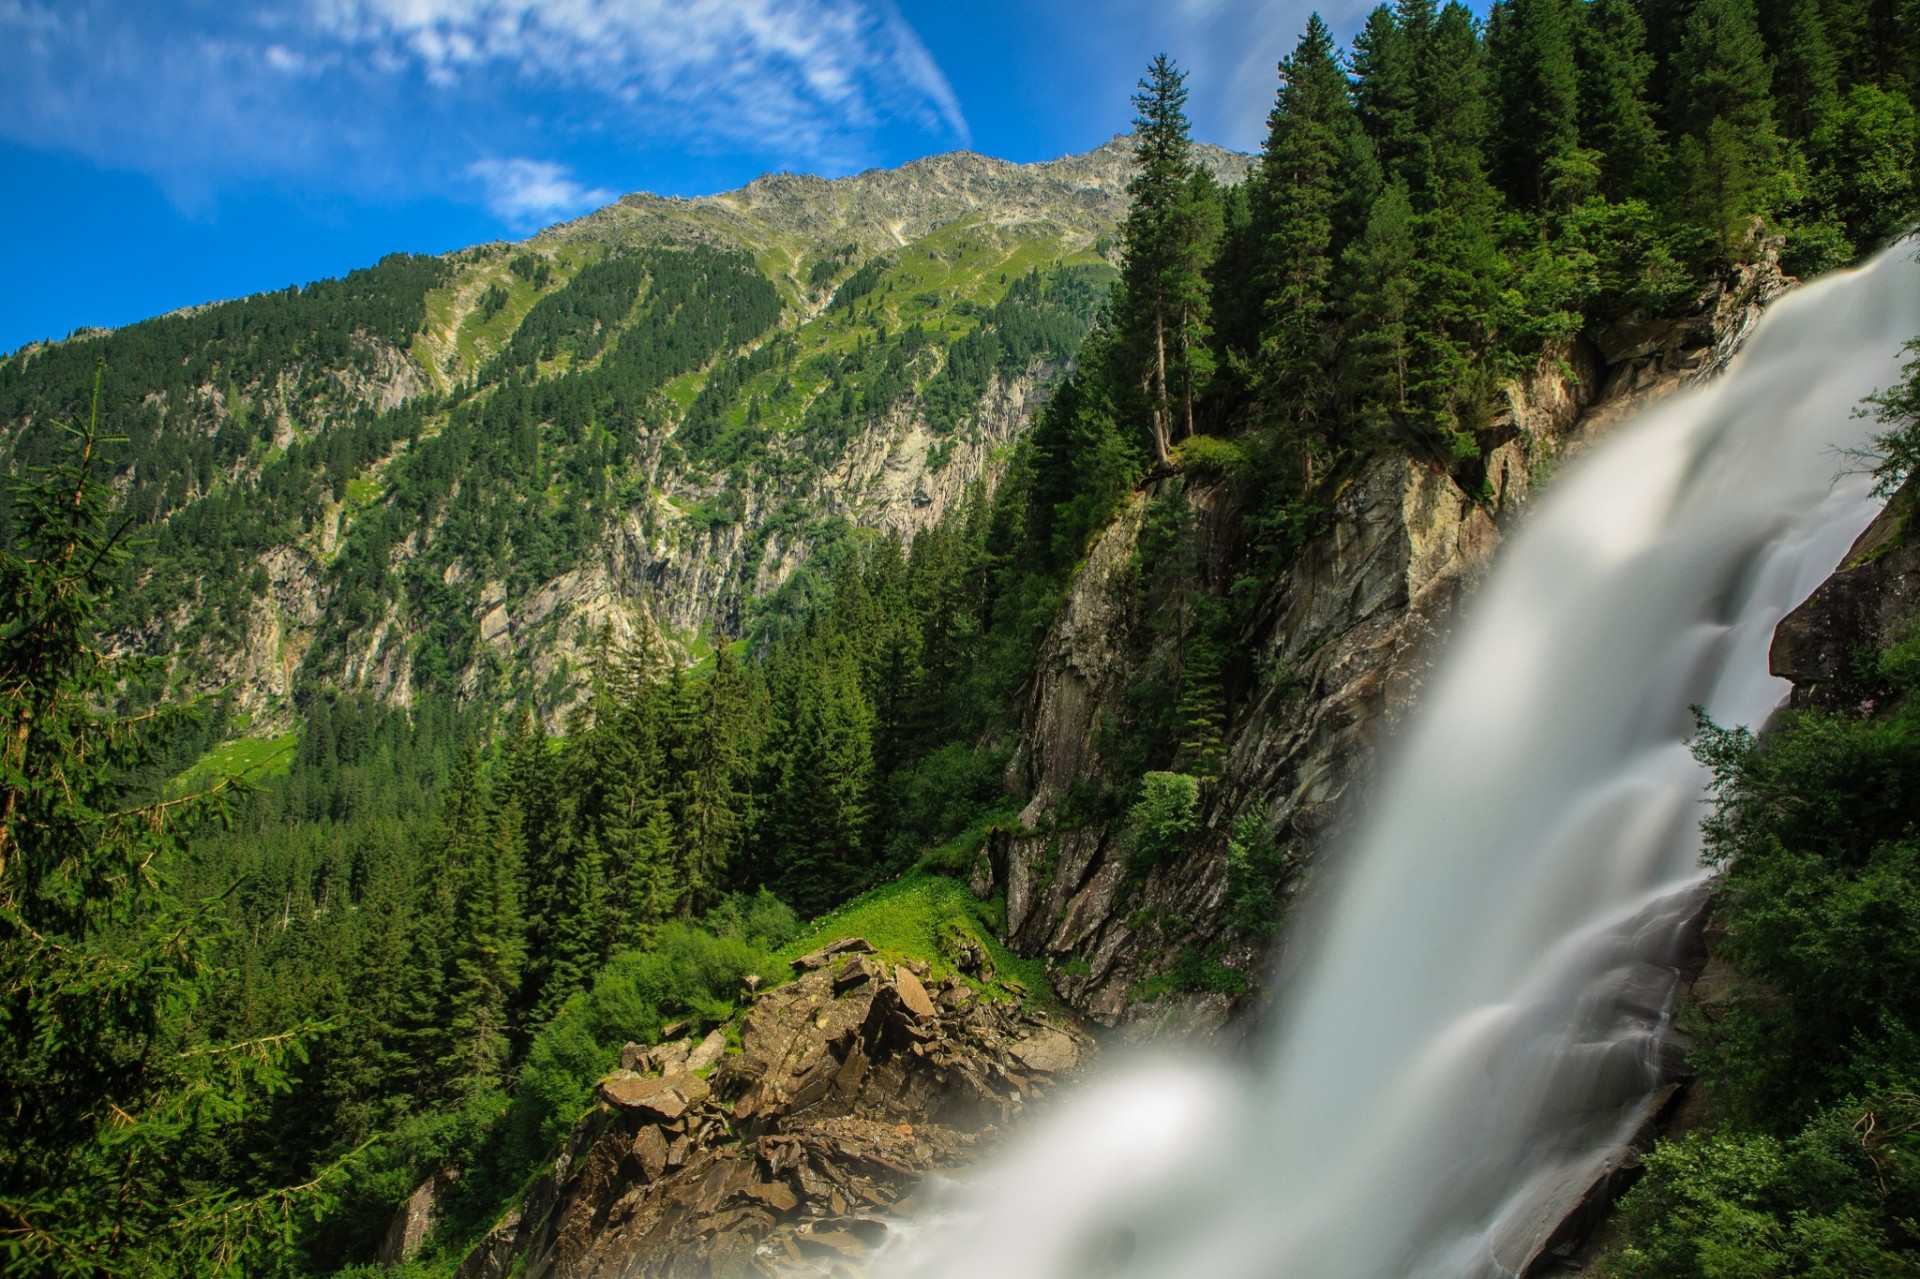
871,242,1920,1279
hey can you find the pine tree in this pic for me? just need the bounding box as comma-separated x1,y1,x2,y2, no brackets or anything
765,645,876,916
1353,2,1429,189
1767,0,1840,139
1573,0,1665,199
445,795,527,1095
670,645,758,915
0,374,324,1275
1406,3,1504,449
1338,181,1419,434
1490,0,1582,207
1669,0,1783,254
1254,14,1371,433
1117,55,1222,462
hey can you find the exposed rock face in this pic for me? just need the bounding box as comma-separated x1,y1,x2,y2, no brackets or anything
1771,473,1920,708
991,250,1794,1032
457,947,1089,1278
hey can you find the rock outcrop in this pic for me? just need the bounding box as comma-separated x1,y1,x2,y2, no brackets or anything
457,945,1090,1279
1771,473,1920,708
989,249,1794,1031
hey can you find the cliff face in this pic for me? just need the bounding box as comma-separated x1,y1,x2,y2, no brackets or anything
989,253,1794,1031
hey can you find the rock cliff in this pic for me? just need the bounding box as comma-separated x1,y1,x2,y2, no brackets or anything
988,251,1794,1031
449,942,1089,1279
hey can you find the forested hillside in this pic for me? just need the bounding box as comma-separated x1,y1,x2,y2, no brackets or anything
1,0,1916,1272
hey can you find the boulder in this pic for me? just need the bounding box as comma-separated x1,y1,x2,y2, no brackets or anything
685,1027,728,1072
1010,1028,1079,1075
792,936,875,971
834,954,885,993
599,1072,712,1122
893,968,937,1020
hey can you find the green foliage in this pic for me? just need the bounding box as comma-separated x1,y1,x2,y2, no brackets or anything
0,382,330,1276
1125,771,1201,876
1117,55,1223,463
774,873,1050,1006
1866,339,1920,497
1225,811,1288,937
1602,615,1920,1275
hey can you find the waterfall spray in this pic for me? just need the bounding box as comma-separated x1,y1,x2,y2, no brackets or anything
872,242,1920,1279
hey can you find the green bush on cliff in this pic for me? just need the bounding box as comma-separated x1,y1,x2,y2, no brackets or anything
1126,771,1201,876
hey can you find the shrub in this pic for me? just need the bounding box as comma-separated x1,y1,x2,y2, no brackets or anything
1126,771,1200,876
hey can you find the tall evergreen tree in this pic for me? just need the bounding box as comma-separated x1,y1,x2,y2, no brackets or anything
764,645,876,917
445,796,527,1095
1255,14,1371,433
0,380,322,1275
1352,3,1429,188
1338,180,1419,433
669,646,759,916
1767,0,1841,139
1491,0,1583,206
1573,0,1665,198
1407,3,1505,448
1669,0,1783,254
1117,55,1221,462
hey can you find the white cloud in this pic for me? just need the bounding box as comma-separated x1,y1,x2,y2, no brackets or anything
0,0,969,214
468,156,615,228
312,0,969,155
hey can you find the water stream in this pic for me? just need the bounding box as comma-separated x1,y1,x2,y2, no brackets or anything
871,242,1920,1279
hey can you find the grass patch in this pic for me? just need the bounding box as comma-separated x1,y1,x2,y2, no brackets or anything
176,733,297,793
776,873,1055,1009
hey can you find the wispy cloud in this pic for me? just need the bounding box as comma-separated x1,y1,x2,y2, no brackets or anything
468,157,614,228
0,0,968,218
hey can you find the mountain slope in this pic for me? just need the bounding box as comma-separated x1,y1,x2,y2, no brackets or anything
0,139,1249,730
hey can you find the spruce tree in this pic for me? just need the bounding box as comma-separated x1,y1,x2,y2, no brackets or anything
1117,55,1221,462
1766,0,1840,140
445,795,527,1095
1669,0,1783,254
1338,181,1419,434
1255,14,1370,433
0,376,323,1275
1491,0,1582,207
1408,3,1505,449
1573,0,1665,198
1353,3,1429,189
765,646,876,916
669,646,757,915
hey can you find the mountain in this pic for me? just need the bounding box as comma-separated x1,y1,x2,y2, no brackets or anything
0,137,1251,730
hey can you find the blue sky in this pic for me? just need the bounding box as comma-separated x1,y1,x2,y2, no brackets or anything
0,0,1380,355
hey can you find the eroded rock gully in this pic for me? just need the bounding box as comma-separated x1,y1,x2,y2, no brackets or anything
451,945,1090,1278
988,252,1792,1033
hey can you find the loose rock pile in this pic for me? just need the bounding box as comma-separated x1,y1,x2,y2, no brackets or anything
456,940,1090,1278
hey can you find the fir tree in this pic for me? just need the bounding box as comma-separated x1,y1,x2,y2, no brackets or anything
1117,55,1222,462
1255,15,1371,433
445,795,527,1095
669,646,758,916
0,373,325,1276
1353,3,1429,189
1490,0,1582,207
1767,0,1840,139
1669,0,1783,254
1573,0,1665,198
1338,180,1419,434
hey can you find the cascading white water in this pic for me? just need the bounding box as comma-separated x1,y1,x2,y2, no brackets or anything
870,241,1920,1279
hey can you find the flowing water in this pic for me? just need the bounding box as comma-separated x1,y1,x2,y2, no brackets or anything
870,242,1920,1279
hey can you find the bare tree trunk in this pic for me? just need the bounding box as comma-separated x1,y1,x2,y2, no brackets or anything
1153,306,1171,463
